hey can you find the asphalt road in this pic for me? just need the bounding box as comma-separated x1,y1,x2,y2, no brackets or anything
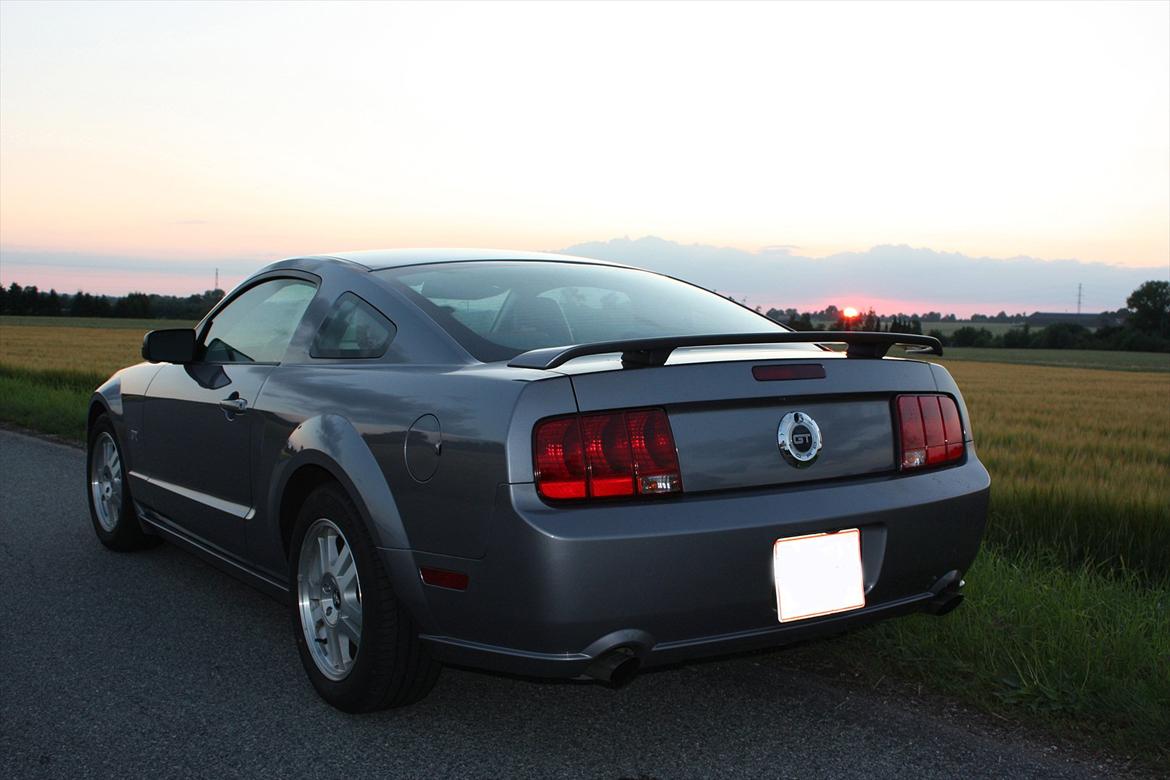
0,430,1120,779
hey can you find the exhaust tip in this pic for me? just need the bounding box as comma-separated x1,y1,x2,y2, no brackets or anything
929,592,964,616
584,649,641,688
608,656,641,688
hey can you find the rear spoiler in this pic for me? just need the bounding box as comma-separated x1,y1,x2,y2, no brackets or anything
507,331,943,370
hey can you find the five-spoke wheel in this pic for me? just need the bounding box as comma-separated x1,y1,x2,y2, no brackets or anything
290,483,440,711
297,518,363,681
89,431,123,532
86,414,156,551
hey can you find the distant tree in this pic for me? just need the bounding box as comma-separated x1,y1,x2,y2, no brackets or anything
1126,280,1170,337
950,326,994,348
1001,324,1031,348
1033,322,1089,349
21,284,42,315
113,292,152,318
1,283,19,314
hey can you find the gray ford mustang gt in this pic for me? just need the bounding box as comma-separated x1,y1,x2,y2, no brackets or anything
86,249,989,711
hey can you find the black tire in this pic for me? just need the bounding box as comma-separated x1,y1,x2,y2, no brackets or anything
86,414,159,551
289,483,441,711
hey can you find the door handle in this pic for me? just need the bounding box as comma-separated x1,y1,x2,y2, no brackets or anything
219,394,248,415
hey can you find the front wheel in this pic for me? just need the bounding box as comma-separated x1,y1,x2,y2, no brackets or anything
87,414,158,551
289,484,440,711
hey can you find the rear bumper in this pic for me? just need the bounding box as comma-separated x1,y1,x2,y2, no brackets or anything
390,456,990,678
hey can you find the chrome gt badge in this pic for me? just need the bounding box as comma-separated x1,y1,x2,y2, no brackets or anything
777,411,823,468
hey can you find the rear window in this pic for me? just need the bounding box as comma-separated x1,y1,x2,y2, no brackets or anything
311,292,396,359
376,261,786,362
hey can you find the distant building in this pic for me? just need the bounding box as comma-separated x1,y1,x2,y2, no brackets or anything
1025,311,1127,329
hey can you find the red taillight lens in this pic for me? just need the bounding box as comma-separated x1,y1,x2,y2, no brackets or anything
534,416,586,499
624,409,683,495
581,412,634,497
534,408,682,500
896,394,964,471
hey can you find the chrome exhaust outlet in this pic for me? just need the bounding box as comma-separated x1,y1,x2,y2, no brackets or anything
584,649,641,688
925,569,966,616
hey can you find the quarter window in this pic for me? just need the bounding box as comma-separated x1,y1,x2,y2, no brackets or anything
201,278,316,363
311,292,396,359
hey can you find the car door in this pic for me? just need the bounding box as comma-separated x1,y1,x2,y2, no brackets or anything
138,276,317,556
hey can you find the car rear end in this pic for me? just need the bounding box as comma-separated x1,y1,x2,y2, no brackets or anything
372,259,989,679
415,349,989,678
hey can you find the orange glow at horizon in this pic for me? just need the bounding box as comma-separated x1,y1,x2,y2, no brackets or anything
842,307,861,319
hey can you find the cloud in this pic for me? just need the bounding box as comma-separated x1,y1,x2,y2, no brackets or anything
2,238,1165,315
557,237,1166,316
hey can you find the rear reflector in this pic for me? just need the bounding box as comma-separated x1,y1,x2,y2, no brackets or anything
534,408,682,500
752,364,826,381
419,567,469,590
896,394,964,471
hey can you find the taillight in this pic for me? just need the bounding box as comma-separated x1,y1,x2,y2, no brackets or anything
533,416,586,499
896,394,965,471
533,408,682,500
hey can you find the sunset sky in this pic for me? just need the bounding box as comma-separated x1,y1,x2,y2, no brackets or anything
1,1,1167,314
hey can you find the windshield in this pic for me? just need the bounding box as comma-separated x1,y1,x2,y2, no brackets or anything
376,261,787,362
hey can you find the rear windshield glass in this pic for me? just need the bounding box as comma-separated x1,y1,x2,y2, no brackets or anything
376,261,787,362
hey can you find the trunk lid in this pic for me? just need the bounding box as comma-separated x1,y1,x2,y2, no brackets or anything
560,346,939,492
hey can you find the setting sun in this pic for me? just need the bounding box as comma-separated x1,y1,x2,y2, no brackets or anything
842,307,860,319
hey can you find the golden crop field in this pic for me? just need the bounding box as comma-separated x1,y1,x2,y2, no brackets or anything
0,322,151,375
944,361,1170,580
1,317,1167,580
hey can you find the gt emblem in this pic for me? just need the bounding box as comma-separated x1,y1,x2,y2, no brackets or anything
777,411,823,468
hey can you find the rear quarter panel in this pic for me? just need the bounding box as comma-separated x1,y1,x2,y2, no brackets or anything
251,363,575,573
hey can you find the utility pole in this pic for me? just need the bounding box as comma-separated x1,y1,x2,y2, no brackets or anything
1076,283,1082,315
215,268,219,291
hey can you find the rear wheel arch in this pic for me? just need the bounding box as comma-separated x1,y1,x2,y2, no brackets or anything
278,461,349,558
273,415,435,634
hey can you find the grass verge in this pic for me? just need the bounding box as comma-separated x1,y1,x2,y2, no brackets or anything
0,365,99,441
823,545,1170,765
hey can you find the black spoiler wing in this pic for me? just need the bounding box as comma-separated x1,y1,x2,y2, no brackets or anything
507,331,943,370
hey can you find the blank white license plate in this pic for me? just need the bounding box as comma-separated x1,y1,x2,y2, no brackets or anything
773,529,865,622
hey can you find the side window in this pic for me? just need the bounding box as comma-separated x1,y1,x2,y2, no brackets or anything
311,292,396,359
202,279,316,363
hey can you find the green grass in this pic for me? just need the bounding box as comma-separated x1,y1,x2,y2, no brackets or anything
822,546,1170,763
0,365,99,440
0,315,195,330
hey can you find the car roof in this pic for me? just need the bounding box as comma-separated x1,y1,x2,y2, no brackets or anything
303,248,626,271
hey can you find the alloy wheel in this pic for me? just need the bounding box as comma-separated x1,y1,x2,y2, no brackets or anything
297,518,363,681
90,432,123,532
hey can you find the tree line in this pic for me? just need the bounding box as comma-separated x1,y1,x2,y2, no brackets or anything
0,282,225,321
763,280,1169,353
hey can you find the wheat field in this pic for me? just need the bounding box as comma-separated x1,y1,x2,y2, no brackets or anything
2,317,1167,579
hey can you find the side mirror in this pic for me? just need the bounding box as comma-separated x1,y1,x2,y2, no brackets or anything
142,329,197,364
